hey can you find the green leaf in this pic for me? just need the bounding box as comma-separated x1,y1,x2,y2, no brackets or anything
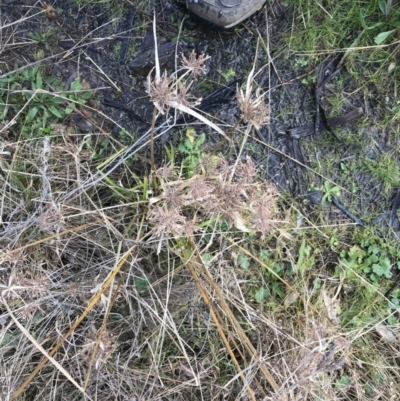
348,246,365,260
196,132,206,146
336,375,351,390
378,0,392,16
271,263,283,274
82,91,93,99
271,281,284,298
26,106,39,122
133,277,150,294
48,105,63,118
237,254,250,270
70,79,82,91
255,287,269,303
359,9,383,30
372,257,392,278
389,297,400,309
297,239,311,271
374,30,396,45
368,244,381,255
202,253,213,263
378,0,386,15
313,278,321,289
64,107,74,115
178,143,187,153
35,70,43,90
370,273,378,282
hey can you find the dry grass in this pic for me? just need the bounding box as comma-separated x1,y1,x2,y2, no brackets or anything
1,135,400,400
2,122,399,401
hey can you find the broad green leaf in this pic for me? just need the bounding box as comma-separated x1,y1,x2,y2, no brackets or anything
202,253,213,263
378,0,392,16
48,105,63,118
255,287,269,303
70,79,82,91
197,132,206,146
26,106,38,122
368,244,380,255
272,281,284,298
82,91,93,99
237,254,250,269
374,30,396,45
372,257,392,278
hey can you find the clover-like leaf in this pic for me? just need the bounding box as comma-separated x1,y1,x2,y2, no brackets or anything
255,287,269,303
372,257,392,278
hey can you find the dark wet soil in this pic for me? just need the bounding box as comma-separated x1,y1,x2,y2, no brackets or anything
1,0,399,234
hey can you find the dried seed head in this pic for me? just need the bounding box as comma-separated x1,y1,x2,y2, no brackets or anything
250,182,279,237
237,87,270,130
38,203,66,234
181,50,210,79
148,205,186,236
154,164,176,180
146,71,174,114
187,175,214,202
161,183,186,209
183,216,200,238
175,81,201,108
235,156,257,183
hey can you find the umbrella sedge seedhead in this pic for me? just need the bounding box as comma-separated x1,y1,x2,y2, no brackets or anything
235,155,257,184
160,183,186,209
146,70,201,113
147,155,282,238
147,205,186,236
236,86,270,130
250,182,279,238
175,80,201,108
181,50,210,79
146,70,174,114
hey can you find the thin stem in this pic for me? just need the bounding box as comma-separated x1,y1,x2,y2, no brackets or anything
150,106,158,190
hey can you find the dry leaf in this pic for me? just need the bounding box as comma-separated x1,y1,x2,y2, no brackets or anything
323,289,341,324
375,323,396,342
284,291,299,308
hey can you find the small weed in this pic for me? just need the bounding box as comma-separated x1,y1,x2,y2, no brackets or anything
294,56,309,68
321,180,341,202
0,65,93,138
178,129,206,177
28,28,57,51
338,230,400,286
259,250,285,298
220,68,236,82
364,154,400,189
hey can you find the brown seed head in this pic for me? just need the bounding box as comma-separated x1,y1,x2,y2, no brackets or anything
237,87,270,130
181,50,210,79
